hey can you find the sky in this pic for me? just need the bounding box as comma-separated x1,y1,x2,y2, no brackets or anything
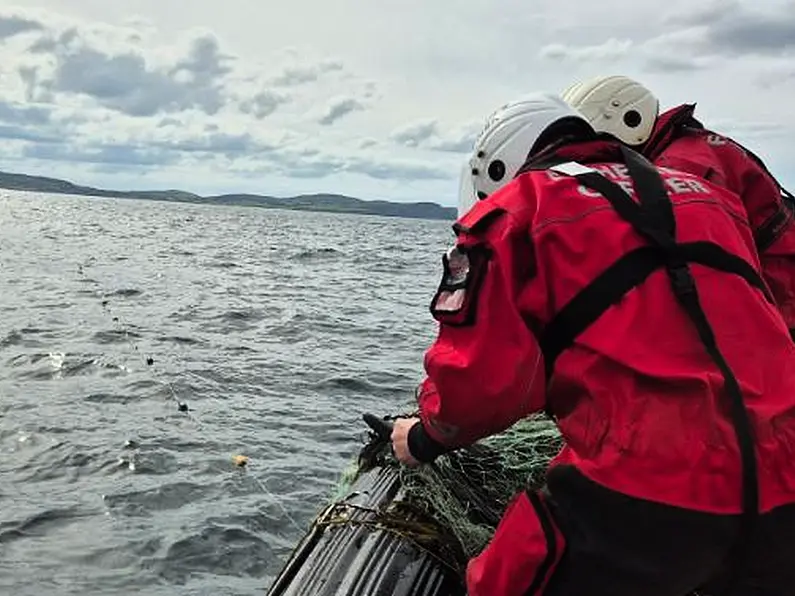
0,1,793,206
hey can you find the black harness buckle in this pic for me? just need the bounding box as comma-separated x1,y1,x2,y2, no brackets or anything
667,264,696,296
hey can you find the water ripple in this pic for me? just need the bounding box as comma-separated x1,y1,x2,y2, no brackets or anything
0,190,451,595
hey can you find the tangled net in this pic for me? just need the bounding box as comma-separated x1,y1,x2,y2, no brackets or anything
330,411,563,577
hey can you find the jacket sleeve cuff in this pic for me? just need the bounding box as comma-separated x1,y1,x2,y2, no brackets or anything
407,420,452,463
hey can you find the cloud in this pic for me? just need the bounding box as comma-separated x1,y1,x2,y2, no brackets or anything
152,130,269,157
317,96,364,125
701,119,795,141
0,123,61,144
269,59,344,86
663,2,733,27
0,15,43,39
537,34,712,74
0,100,52,125
20,26,236,117
643,56,706,73
539,38,633,62
342,155,448,181
536,3,795,77
0,5,469,198
390,119,481,153
239,90,289,119
0,100,59,144
391,119,437,147
667,1,795,56
24,141,177,167
0,2,792,204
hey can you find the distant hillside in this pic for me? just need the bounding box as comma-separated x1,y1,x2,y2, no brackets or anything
0,170,457,221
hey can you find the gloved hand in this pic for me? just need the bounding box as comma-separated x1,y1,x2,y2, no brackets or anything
390,417,421,467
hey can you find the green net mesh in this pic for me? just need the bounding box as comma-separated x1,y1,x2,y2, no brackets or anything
398,414,562,559
329,411,564,578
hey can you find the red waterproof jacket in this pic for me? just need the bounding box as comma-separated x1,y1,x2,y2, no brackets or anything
412,138,795,516
644,104,795,332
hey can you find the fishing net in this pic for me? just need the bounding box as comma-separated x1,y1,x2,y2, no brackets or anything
329,410,564,577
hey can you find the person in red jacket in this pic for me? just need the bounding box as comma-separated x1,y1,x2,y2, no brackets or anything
561,75,795,337
390,92,795,596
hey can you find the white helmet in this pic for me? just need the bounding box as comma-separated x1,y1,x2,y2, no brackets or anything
458,92,590,217
560,75,659,146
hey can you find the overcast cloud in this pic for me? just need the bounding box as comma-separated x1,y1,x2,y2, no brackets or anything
0,0,792,204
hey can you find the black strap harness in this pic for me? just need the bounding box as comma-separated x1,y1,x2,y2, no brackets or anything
528,146,763,591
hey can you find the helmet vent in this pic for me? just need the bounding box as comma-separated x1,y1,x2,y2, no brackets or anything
624,109,642,128
488,160,506,182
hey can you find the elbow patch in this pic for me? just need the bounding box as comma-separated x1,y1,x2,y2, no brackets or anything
429,244,491,326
